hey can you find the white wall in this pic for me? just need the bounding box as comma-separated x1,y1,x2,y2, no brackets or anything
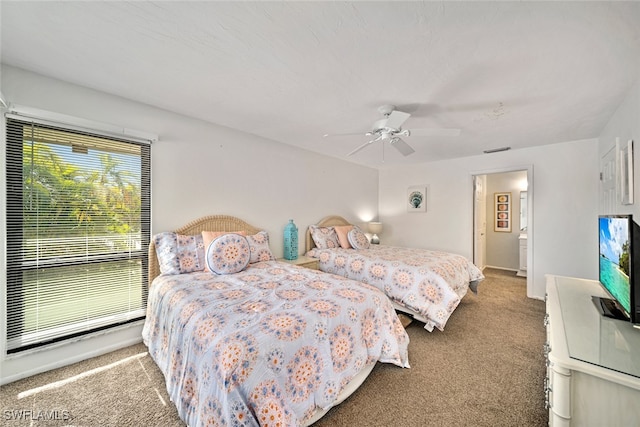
379,139,600,300
599,74,640,217
0,65,379,384
485,170,527,271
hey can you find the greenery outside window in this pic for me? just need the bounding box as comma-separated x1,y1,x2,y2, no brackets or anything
5,117,151,353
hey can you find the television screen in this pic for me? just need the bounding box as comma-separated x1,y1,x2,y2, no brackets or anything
598,215,632,319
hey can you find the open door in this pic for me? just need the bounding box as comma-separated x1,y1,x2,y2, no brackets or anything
473,175,487,270
473,167,534,298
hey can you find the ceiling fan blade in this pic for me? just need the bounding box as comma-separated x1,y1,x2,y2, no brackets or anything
348,138,380,156
408,128,461,137
385,110,411,130
390,138,415,156
323,132,370,138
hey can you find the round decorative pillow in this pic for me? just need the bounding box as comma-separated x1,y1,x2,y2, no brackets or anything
347,227,370,249
205,233,251,275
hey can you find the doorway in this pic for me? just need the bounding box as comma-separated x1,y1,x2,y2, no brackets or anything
473,167,533,297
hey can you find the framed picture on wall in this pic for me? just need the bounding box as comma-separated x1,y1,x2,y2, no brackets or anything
620,139,634,205
407,186,427,212
494,192,511,232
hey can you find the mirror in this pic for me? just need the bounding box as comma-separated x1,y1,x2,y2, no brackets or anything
520,191,527,231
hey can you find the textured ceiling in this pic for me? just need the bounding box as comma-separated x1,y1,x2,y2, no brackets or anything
2,1,640,168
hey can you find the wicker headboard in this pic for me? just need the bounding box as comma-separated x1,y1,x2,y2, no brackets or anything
304,215,353,253
148,215,262,286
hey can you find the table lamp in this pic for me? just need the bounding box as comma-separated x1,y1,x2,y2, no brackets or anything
368,222,383,244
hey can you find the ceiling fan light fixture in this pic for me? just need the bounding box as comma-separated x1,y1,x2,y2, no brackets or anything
378,104,396,116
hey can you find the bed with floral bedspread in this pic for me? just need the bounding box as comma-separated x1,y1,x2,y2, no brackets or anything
305,216,484,332
143,215,409,427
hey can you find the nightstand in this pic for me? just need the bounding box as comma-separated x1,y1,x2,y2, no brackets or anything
278,255,319,271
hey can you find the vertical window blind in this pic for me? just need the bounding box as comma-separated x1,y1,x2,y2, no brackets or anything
5,117,151,353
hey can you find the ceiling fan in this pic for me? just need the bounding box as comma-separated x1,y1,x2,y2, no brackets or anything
324,104,461,157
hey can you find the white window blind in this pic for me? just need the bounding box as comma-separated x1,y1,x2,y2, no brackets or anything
5,117,151,353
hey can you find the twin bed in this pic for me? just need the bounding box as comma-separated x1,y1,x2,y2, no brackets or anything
305,216,484,332
142,215,410,427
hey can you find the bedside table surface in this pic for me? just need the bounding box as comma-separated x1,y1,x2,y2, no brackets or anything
277,256,319,270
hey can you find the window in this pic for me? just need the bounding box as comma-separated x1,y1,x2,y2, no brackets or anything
5,117,151,353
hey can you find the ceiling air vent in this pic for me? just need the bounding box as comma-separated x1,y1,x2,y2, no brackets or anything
483,147,511,154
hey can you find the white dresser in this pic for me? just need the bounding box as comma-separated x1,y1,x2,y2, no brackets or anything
545,275,640,426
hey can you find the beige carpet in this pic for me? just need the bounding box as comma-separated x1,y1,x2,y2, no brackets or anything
397,312,414,328
1,268,547,426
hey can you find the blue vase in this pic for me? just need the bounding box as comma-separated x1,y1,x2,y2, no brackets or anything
283,219,298,260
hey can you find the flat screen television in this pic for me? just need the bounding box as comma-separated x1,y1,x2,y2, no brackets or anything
597,214,640,324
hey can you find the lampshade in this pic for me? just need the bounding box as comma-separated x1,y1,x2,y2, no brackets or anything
368,222,383,234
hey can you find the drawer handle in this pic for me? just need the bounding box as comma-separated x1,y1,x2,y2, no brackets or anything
544,384,553,409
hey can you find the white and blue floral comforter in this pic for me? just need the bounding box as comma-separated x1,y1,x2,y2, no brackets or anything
306,245,484,332
142,261,409,427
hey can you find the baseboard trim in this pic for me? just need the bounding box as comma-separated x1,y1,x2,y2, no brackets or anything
484,265,519,273
1,322,144,385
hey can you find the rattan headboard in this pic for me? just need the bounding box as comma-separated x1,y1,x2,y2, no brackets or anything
304,215,353,253
148,215,262,286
